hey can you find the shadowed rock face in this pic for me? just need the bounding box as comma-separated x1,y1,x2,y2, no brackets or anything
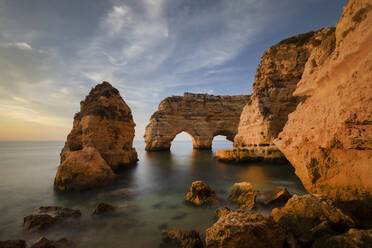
144,93,250,151
55,82,137,191
274,0,372,217
216,27,336,162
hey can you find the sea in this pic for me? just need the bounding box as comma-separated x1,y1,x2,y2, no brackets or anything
0,140,307,247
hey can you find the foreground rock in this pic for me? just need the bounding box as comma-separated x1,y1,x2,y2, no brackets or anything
228,182,256,210
92,202,116,215
274,0,372,218
216,27,335,162
256,187,292,206
185,181,217,206
24,206,81,232
214,207,231,218
55,82,138,191
160,229,203,248
312,229,372,248
271,194,355,246
31,237,74,248
0,240,26,248
205,210,287,248
144,93,250,151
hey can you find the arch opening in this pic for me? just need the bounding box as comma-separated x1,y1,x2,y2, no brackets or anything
170,131,196,152
212,135,234,151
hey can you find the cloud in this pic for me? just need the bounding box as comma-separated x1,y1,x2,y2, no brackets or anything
8,42,33,50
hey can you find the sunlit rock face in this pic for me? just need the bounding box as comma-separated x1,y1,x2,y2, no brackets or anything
275,0,372,217
55,82,137,191
216,27,335,162
144,93,250,151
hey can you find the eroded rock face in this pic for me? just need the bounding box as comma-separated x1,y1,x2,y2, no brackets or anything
205,210,287,248
274,0,372,216
160,229,203,248
312,228,372,248
256,186,292,206
185,181,217,206
24,206,81,232
271,194,355,246
144,93,250,151
55,82,137,191
216,28,336,162
228,182,256,210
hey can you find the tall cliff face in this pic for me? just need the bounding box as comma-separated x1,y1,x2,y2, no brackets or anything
55,82,138,191
216,28,335,162
144,93,250,151
275,0,372,215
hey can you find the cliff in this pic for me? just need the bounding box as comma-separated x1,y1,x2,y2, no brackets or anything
144,93,250,151
275,0,372,216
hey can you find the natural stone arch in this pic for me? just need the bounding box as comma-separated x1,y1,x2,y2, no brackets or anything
144,93,250,151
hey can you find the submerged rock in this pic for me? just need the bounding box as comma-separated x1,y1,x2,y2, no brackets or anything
0,240,26,248
256,187,292,206
160,229,203,248
205,210,287,248
271,194,355,246
92,202,116,215
24,206,81,232
30,237,74,248
312,228,372,248
228,182,256,210
55,82,137,191
185,181,217,206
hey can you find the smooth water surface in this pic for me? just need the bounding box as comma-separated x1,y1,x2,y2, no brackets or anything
0,140,306,247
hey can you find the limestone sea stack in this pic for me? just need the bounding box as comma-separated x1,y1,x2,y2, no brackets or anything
144,93,250,151
55,82,138,191
216,27,336,162
274,0,372,217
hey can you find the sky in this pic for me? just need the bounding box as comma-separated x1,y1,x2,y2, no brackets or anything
0,0,348,141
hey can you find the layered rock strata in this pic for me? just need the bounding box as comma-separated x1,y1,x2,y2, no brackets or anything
144,93,250,151
274,0,372,216
55,82,138,191
216,27,336,162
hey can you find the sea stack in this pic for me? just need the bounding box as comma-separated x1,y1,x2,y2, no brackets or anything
54,82,138,191
216,27,336,163
274,0,372,217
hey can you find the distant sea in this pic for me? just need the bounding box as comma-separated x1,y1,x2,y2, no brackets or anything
0,140,306,247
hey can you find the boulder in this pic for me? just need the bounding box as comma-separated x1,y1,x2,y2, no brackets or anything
312,228,372,248
256,187,292,206
92,202,116,215
54,147,116,191
185,181,217,206
271,194,355,246
274,0,372,219
144,93,250,151
31,237,74,248
24,206,81,232
228,182,256,210
0,240,26,248
205,210,287,248
55,82,137,191
160,229,203,248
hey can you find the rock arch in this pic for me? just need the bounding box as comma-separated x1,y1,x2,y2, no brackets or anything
144,93,250,151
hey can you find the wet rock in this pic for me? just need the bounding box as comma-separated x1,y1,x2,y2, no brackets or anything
160,228,203,248
271,194,355,246
256,187,292,206
24,206,81,232
185,181,217,206
214,207,231,218
312,229,372,248
92,202,116,215
31,237,74,248
228,182,256,210
205,210,287,248
0,240,26,248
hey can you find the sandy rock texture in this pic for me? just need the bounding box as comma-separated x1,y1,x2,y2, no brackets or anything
228,182,256,210
216,27,336,162
185,181,217,206
274,0,372,216
55,82,137,191
144,93,250,151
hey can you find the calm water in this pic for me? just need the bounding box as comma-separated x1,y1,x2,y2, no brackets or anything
0,140,306,247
